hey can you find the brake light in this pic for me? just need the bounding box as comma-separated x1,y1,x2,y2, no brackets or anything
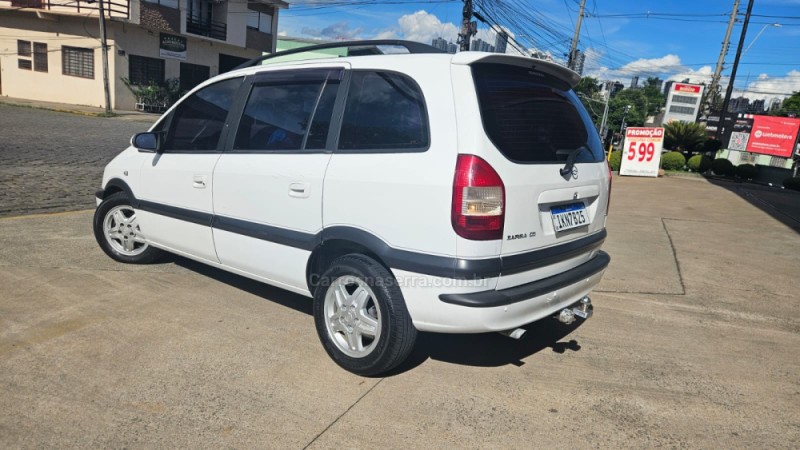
606,160,613,215
452,154,505,240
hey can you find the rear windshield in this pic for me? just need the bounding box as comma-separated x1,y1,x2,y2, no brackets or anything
472,63,604,164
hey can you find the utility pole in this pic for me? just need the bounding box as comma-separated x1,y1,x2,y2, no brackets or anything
598,81,612,144
716,0,754,141
703,0,739,118
457,0,476,52
567,0,587,70
98,0,112,114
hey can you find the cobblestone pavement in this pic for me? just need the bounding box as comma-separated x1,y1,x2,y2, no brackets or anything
0,104,155,217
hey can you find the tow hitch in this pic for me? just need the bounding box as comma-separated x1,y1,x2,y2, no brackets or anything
556,297,593,325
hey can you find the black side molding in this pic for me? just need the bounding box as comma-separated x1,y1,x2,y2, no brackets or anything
439,251,610,308
214,215,320,251
138,200,213,227
322,226,605,280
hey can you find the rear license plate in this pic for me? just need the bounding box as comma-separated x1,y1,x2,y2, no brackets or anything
551,203,588,232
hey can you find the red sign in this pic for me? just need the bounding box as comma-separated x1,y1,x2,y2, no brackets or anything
745,116,800,158
674,83,702,94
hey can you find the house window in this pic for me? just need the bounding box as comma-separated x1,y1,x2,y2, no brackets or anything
246,10,272,34
129,55,165,85
17,40,31,57
62,46,94,79
18,59,32,70
33,43,48,72
142,0,178,8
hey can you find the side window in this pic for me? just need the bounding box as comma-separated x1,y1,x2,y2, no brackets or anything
164,77,242,152
338,71,428,151
234,79,338,151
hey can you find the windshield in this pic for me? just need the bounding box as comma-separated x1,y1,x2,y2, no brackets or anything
472,63,604,164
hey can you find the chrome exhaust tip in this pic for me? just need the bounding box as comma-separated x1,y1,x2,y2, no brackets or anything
498,328,527,339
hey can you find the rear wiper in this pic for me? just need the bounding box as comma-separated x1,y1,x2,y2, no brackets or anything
558,146,589,177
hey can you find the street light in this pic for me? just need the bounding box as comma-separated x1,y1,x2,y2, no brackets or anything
743,23,781,56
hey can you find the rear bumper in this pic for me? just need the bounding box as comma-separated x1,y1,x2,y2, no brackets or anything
395,250,609,334
439,251,609,308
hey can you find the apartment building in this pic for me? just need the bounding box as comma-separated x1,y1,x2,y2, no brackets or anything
0,0,286,110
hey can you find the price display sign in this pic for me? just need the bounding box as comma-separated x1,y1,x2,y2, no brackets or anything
619,127,665,177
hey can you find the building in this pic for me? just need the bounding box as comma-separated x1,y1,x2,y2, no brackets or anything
431,36,457,54
0,0,286,111
652,77,663,93
729,96,751,113
630,76,639,89
662,82,704,124
748,99,766,114
431,37,448,52
769,98,783,113
572,49,586,75
663,80,674,96
494,30,508,54
470,38,494,53
610,81,625,97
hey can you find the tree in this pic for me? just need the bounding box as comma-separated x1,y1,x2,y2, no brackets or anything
663,121,707,152
642,77,666,116
574,77,604,125
607,89,647,137
780,91,800,117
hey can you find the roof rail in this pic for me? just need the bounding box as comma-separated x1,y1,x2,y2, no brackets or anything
234,39,446,71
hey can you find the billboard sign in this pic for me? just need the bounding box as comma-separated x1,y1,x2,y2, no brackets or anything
619,127,665,177
745,116,800,158
160,33,187,60
674,83,702,94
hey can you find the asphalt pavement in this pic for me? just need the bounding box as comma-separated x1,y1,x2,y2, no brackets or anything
1,105,799,448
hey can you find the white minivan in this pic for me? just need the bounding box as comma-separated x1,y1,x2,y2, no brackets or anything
94,40,611,376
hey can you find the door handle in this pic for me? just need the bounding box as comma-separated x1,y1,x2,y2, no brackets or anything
289,182,310,198
193,175,207,189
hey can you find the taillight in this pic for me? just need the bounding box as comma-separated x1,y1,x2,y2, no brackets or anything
606,160,613,215
452,154,505,240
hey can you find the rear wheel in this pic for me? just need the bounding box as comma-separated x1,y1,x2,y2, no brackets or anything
313,254,417,376
93,192,163,264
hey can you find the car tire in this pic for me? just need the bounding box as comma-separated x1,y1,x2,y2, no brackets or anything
313,254,417,376
93,192,163,264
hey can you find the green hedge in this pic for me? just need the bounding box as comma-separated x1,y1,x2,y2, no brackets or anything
661,151,686,171
735,163,758,180
687,155,712,173
783,177,800,191
711,158,735,177
609,151,622,171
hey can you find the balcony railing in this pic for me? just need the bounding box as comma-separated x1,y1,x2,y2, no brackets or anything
186,15,226,41
9,0,129,18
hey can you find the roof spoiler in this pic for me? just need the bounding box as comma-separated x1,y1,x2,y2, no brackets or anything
452,52,582,89
233,39,446,71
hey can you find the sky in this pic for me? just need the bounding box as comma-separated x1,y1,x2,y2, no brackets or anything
277,0,800,103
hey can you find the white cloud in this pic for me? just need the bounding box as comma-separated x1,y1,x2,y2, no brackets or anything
387,10,460,44
739,70,800,104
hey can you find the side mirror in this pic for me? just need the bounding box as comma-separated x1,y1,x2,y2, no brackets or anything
131,132,159,152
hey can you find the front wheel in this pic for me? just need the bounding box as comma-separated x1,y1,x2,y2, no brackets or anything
313,254,417,376
93,192,163,264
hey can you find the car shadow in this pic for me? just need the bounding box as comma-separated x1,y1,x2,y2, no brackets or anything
705,176,800,233
171,256,585,375
387,320,584,376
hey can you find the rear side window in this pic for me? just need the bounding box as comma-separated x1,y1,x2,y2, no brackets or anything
472,63,603,164
164,77,243,151
234,81,338,151
338,71,428,151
